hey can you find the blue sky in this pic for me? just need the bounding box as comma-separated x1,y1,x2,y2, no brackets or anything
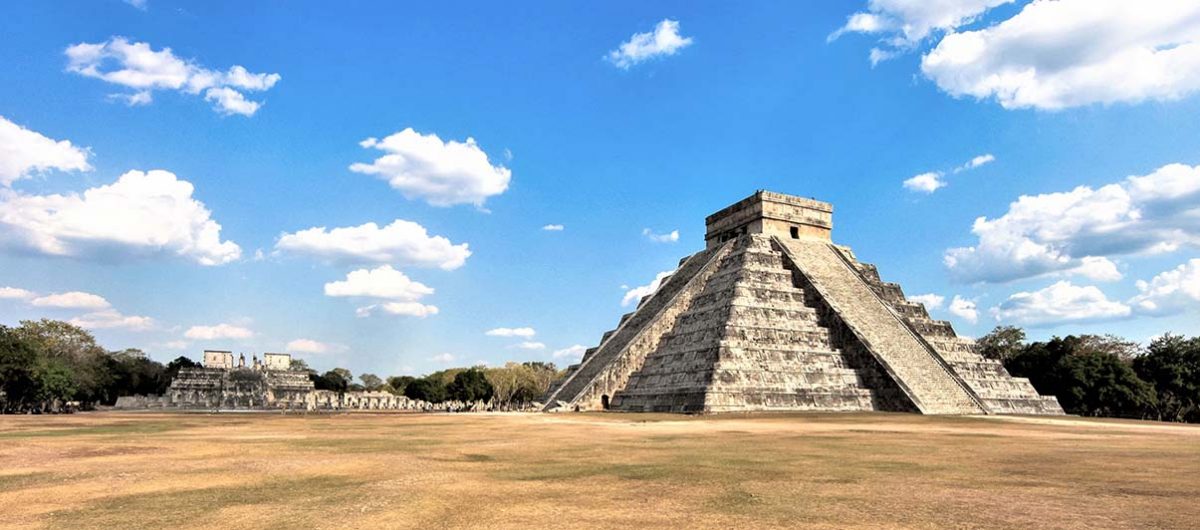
2,1,1199,378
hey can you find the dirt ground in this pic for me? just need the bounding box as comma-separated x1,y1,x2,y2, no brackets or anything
1,411,1197,529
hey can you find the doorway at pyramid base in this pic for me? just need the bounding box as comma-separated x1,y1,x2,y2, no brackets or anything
541,191,1063,415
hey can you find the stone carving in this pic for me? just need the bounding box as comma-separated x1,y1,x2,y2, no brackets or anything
543,191,1064,415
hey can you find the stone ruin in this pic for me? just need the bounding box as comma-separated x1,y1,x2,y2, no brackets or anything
115,350,432,412
542,191,1064,415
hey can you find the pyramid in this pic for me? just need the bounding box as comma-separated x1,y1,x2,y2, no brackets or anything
542,191,1063,415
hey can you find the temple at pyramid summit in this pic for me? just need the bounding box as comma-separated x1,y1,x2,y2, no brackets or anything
542,191,1064,415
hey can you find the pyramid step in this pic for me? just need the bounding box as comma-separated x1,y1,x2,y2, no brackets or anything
776,238,985,415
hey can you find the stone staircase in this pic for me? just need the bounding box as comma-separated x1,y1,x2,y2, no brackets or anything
540,242,733,411
613,234,903,413
845,256,1064,415
776,238,986,415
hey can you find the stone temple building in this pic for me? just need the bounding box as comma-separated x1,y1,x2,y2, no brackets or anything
542,191,1063,415
116,350,430,411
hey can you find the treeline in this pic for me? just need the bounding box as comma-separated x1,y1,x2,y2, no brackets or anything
306,362,561,408
0,318,563,414
980,327,1200,422
0,319,196,413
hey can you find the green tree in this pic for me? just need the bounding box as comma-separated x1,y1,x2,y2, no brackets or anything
0,326,40,413
313,368,352,392
977,326,1026,362
386,375,415,395
447,368,494,402
1006,336,1156,418
404,378,447,403
359,373,383,391
1133,334,1200,423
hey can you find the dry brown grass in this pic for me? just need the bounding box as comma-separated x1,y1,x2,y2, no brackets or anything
1,411,1197,529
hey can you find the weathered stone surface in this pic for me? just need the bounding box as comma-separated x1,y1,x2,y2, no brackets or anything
543,191,1064,415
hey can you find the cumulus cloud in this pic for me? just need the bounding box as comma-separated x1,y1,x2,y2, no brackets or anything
990,280,1131,326
908,293,945,309
31,291,110,309
285,338,347,355
0,115,92,186
542,224,564,231
643,228,679,243
0,169,241,265
903,172,945,194
945,163,1200,283
904,153,995,194
486,327,536,338
606,19,694,69
830,0,1012,49
356,302,439,318
948,295,979,324
350,128,511,208
922,0,1200,110
1130,259,1200,316
276,219,470,270
65,37,280,116
184,323,254,340
0,286,36,300
429,352,456,363
324,265,434,301
512,341,546,351
325,265,438,318
552,344,588,361
69,309,154,331
622,270,674,307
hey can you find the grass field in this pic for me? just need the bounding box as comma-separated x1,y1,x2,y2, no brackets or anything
1,411,1197,529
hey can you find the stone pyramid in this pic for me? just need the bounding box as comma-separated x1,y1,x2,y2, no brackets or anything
542,191,1063,415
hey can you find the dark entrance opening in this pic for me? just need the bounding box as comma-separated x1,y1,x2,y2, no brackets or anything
790,226,800,239
601,394,611,410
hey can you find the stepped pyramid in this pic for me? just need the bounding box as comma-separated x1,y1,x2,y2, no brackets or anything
542,191,1063,415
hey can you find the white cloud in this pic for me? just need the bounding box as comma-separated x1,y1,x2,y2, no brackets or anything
903,172,945,193
0,169,241,265
324,265,434,301
65,37,280,116
184,323,254,340
908,293,945,309
830,0,1013,48
0,286,36,300
356,302,439,318
350,128,511,208
325,265,438,318
552,344,588,361
948,295,979,324
123,0,147,10
0,115,92,186
921,0,1200,110
511,341,546,351
69,309,154,331
429,353,456,363
1130,259,1200,315
486,327,536,338
643,228,679,243
622,270,674,307
285,339,347,355
990,280,1131,326
606,19,694,69
276,219,470,270
945,162,1200,283
30,291,110,309
906,153,995,193
542,224,564,231
955,153,995,173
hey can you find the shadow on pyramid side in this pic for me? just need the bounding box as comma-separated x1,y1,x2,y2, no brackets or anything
542,191,1064,415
